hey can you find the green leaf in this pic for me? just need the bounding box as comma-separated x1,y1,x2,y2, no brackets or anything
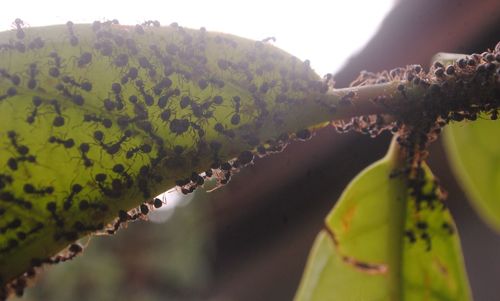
443,118,500,231
0,22,346,289
295,140,471,301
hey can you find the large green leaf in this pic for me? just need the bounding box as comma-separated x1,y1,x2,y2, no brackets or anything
444,119,500,231
295,141,471,301
0,21,356,290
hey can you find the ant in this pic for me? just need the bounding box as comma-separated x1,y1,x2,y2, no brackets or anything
66,21,79,46
61,75,92,92
230,96,241,125
48,51,62,77
126,144,152,159
63,184,83,210
55,84,85,106
135,79,154,106
169,118,190,136
7,131,29,156
0,69,21,85
27,63,38,89
214,122,235,138
48,135,75,149
26,96,43,124
77,52,92,68
23,184,54,195
83,114,112,128
13,18,25,40
78,143,93,168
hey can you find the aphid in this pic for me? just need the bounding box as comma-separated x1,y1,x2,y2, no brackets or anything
48,135,74,149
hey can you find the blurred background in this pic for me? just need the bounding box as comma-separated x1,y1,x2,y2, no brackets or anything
8,0,500,300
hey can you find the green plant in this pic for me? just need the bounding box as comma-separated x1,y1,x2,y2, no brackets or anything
0,20,498,300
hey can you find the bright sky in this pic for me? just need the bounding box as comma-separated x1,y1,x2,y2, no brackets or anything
1,0,394,77
1,0,395,217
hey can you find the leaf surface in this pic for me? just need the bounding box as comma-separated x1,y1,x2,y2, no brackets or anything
295,141,471,301
444,119,500,231
0,22,343,287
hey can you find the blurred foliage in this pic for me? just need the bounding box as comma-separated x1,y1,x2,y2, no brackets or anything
444,119,500,231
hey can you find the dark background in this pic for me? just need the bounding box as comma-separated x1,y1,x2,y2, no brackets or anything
15,0,500,300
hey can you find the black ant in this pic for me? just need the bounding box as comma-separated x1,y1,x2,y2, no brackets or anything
96,130,132,155
0,69,21,85
7,131,29,156
55,84,85,106
83,114,112,128
230,96,241,125
112,164,134,188
23,184,54,195
121,67,138,84
61,75,92,92
13,18,25,40
27,95,43,124
126,144,152,159
66,21,79,46
78,143,93,168
214,122,235,138
169,118,190,135
27,63,38,89
48,135,75,148
0,87,17,102
135,79,154,106
48,51,62,77
77,52,92,68
46,201,64,227
0,191,32,209
158,88,180,108
0,218,21,234
114,53,128,68
63,184,83,210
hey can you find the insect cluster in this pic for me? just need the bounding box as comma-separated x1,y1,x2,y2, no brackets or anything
0,19,327,298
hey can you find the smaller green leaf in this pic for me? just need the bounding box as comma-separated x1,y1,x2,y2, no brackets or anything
444,119,500,231
295,140,471,301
